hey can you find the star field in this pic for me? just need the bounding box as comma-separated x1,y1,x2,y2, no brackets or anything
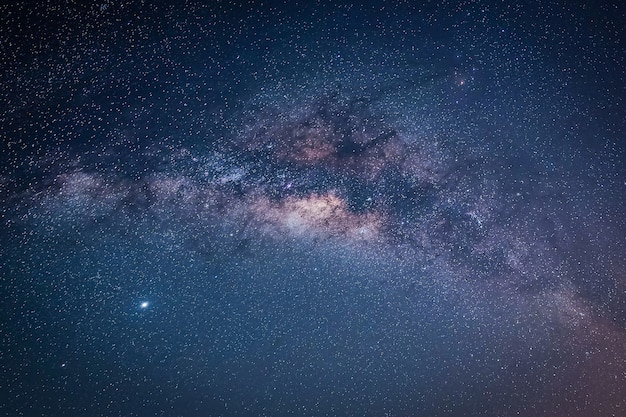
1,1,625,417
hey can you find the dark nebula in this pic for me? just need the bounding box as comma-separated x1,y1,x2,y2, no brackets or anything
1,1,625,417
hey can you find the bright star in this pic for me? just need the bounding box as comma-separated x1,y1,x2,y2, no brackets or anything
140,301,149,309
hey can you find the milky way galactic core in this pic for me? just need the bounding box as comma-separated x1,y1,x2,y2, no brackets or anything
1,2,624,417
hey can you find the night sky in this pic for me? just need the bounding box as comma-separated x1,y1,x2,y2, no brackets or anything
1,1,625,416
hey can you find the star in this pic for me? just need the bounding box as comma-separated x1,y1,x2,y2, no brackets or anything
140,301,149,309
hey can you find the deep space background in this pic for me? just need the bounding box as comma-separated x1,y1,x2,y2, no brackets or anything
1,1,625,416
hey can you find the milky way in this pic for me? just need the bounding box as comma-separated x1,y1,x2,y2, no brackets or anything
1,2,625,417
